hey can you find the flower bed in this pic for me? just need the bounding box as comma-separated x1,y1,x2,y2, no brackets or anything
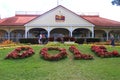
91,45,120,58
5,46,35,59
69,46,93,60
40,47,67,61
0,40,16,47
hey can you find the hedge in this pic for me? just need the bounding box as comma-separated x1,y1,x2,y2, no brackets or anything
19,38,100,44
75,38,84,44
19,38,39,44
86,38,100,43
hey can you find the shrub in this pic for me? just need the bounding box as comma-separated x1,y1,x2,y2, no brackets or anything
48,37,54,41
70,37,76,41
56,37,62,42
19,38,39,44
86,38,100,43
75,38,84,44
63,37,70,41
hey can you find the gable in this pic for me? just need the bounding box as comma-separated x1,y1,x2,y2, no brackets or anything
25,5,94,27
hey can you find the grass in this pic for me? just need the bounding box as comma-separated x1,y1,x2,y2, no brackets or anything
0,44,120,80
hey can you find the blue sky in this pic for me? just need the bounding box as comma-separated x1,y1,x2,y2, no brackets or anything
0,0,120,21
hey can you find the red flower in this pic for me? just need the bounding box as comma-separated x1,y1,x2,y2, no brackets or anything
69,46,94,60
91,45,120,58
74,54,82,59
5,46,35,59
40,47,67,61
112,50,119,57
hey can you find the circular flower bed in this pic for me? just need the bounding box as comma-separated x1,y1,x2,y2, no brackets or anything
5,46,35,59
40,47,67,61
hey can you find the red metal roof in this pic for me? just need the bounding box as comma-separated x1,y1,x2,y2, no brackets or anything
0,15,38,26
80,15,120,27
0,14,120,27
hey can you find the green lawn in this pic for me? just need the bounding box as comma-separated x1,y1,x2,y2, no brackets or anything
0,44,120,80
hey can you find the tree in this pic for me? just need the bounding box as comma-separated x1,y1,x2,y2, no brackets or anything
112,0,120,6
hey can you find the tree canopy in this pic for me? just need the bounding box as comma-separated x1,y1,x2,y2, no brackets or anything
112,0,120,6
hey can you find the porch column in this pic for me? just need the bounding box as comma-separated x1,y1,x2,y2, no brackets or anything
25,26,28,38
91,26,94,38
106,31,110,41
104,29,111,41
8,31,10,40
69,26,73,37
25,31,27,38
47,26,50,38
48,30,50,38
7,27,11,40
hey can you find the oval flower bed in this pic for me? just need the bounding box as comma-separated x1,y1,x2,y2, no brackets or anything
40,47,67,61
5,46,35,59
69,46,94,60
91,45,120,58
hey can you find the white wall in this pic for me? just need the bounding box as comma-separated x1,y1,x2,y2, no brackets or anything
25,6,94,27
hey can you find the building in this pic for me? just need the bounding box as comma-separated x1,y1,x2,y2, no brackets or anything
0,5,120,42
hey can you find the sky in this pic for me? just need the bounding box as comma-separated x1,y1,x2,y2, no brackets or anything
0,0,120,21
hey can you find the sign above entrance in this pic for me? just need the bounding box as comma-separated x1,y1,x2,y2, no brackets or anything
55,15,65,22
